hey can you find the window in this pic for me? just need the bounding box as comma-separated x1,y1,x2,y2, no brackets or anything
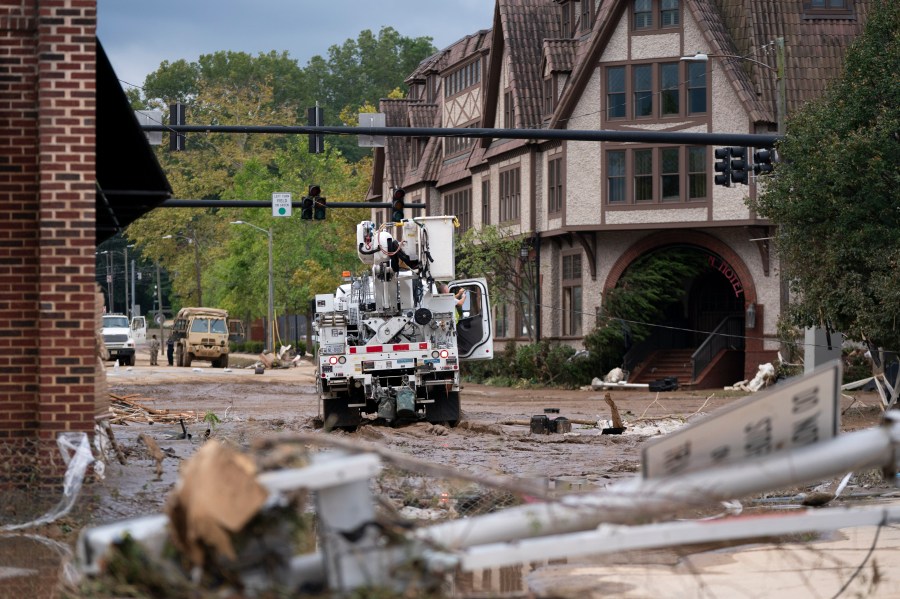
688,147,707,199
481,180,490,225
504,90,515,128
661,148,680,201
580,0,594,32
804,0,854,17
562,253,582,336
633,65,653,117
633,0,680,31
543,77,555,116
445,60,482,97
607,150,626,203
634,149,653,202
607,66,626,119
687,62,707,114
604,62,706,122
499,167,521,222
445,123,476,156
605,146,708,205
661,0,680,26
560,0,573,37
660,62,679,115
548,157,563,214
444,188,472,234
634,0,652,29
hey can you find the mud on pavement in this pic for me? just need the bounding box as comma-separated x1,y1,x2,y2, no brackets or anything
2,354,893,598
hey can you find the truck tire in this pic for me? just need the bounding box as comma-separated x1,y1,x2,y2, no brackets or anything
175,345,184,367
183,352,193,367
127,353,136,367
214,354,228,368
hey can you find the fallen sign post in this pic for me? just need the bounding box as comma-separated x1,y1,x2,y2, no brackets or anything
641,360,842,480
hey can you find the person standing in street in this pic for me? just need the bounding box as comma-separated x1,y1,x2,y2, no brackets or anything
166,335,175,366
149,334,160,365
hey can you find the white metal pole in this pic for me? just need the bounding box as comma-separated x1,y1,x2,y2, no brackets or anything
267,227,274,354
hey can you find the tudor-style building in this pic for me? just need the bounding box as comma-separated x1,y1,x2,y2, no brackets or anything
370,0,870,388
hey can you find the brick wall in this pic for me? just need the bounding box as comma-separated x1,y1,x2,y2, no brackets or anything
0,0,98,489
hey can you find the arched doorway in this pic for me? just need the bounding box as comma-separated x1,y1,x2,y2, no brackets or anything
605,232,757,388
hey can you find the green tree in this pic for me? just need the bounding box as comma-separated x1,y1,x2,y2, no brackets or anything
457,226,538,341
747,0,900,354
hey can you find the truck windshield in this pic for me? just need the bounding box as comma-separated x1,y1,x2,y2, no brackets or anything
190,318,228,334
104,317,129,328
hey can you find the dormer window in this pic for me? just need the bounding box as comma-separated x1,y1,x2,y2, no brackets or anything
580,0,594,32
803,0,854,18
560,0,575,37
633,0,680,32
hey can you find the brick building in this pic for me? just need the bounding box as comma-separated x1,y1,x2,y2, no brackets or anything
369,0,872,388
0,0,168,488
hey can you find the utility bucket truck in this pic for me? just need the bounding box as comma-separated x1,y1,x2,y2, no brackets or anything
315,216,493,430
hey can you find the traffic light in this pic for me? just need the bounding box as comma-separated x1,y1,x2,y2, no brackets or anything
307,106,324,154
753,148,774,175
714,147,732,187
390,188,406,222
308,184,326,220
730,147,748,185
300,196,313,220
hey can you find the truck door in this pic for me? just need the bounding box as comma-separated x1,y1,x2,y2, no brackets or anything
449,278,494,360
130,316,147,344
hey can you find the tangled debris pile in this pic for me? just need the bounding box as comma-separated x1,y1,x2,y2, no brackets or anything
108,393,199,425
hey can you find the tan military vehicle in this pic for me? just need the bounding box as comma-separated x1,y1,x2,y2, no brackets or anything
170,307,230,368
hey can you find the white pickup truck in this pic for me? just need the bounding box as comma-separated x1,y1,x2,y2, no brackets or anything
101,313,136,366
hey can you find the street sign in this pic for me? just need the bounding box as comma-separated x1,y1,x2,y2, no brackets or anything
642,360,842,480
272,192,292,217
358,113,386,147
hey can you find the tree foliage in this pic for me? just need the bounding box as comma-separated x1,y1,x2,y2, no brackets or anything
456,226,538,341
747,0,900,350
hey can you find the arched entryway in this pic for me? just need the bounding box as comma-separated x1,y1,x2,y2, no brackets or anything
605,232,758,388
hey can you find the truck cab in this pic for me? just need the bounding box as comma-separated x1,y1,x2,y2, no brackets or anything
101,313,136,366
170,307,230,368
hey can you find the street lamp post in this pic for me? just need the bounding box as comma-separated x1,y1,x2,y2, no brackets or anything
162,234,203,305
98,250,112,311
681,37,786,134
230,221,274,354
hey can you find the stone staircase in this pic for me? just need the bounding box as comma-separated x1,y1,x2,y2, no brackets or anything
631,348,695,387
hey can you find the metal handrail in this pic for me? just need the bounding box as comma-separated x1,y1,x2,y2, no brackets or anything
691,316,744,381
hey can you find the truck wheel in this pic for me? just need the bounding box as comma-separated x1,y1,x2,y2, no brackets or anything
175,346,184,367
184,352,193,367
215,354,228,368
127,354,136,367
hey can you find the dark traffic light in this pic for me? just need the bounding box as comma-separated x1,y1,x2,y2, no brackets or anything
714,147,732,187
753,148,774,175
300,196,313,220
390,188,406,222
730,147,748,185
308,184,326,220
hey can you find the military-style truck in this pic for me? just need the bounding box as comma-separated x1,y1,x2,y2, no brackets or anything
170,307,230,368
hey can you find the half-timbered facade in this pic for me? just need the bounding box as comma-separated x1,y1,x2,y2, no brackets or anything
370,0,872,387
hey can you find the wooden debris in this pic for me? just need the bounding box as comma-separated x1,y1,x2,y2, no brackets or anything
604,393,624,429
109,393,198,425
139,433,165,480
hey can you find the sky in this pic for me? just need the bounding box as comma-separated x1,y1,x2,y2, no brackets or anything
97,0,496,90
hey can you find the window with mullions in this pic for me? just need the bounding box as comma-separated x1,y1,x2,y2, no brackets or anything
605,146,708,205
661,0,680,26
548,157,563,214
607,150,626,203
634,65,653,118
445,60,482,98
444,188,472,235
481,180,490,226
607,66,626,119
804,0,854,17
660,62,679,115
604,61,706,122
499,167,521,223
562,253,582,337
504,90,515,128
634,0,652,29
634,149,653,202
580,0,594,32
687,62,707,114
